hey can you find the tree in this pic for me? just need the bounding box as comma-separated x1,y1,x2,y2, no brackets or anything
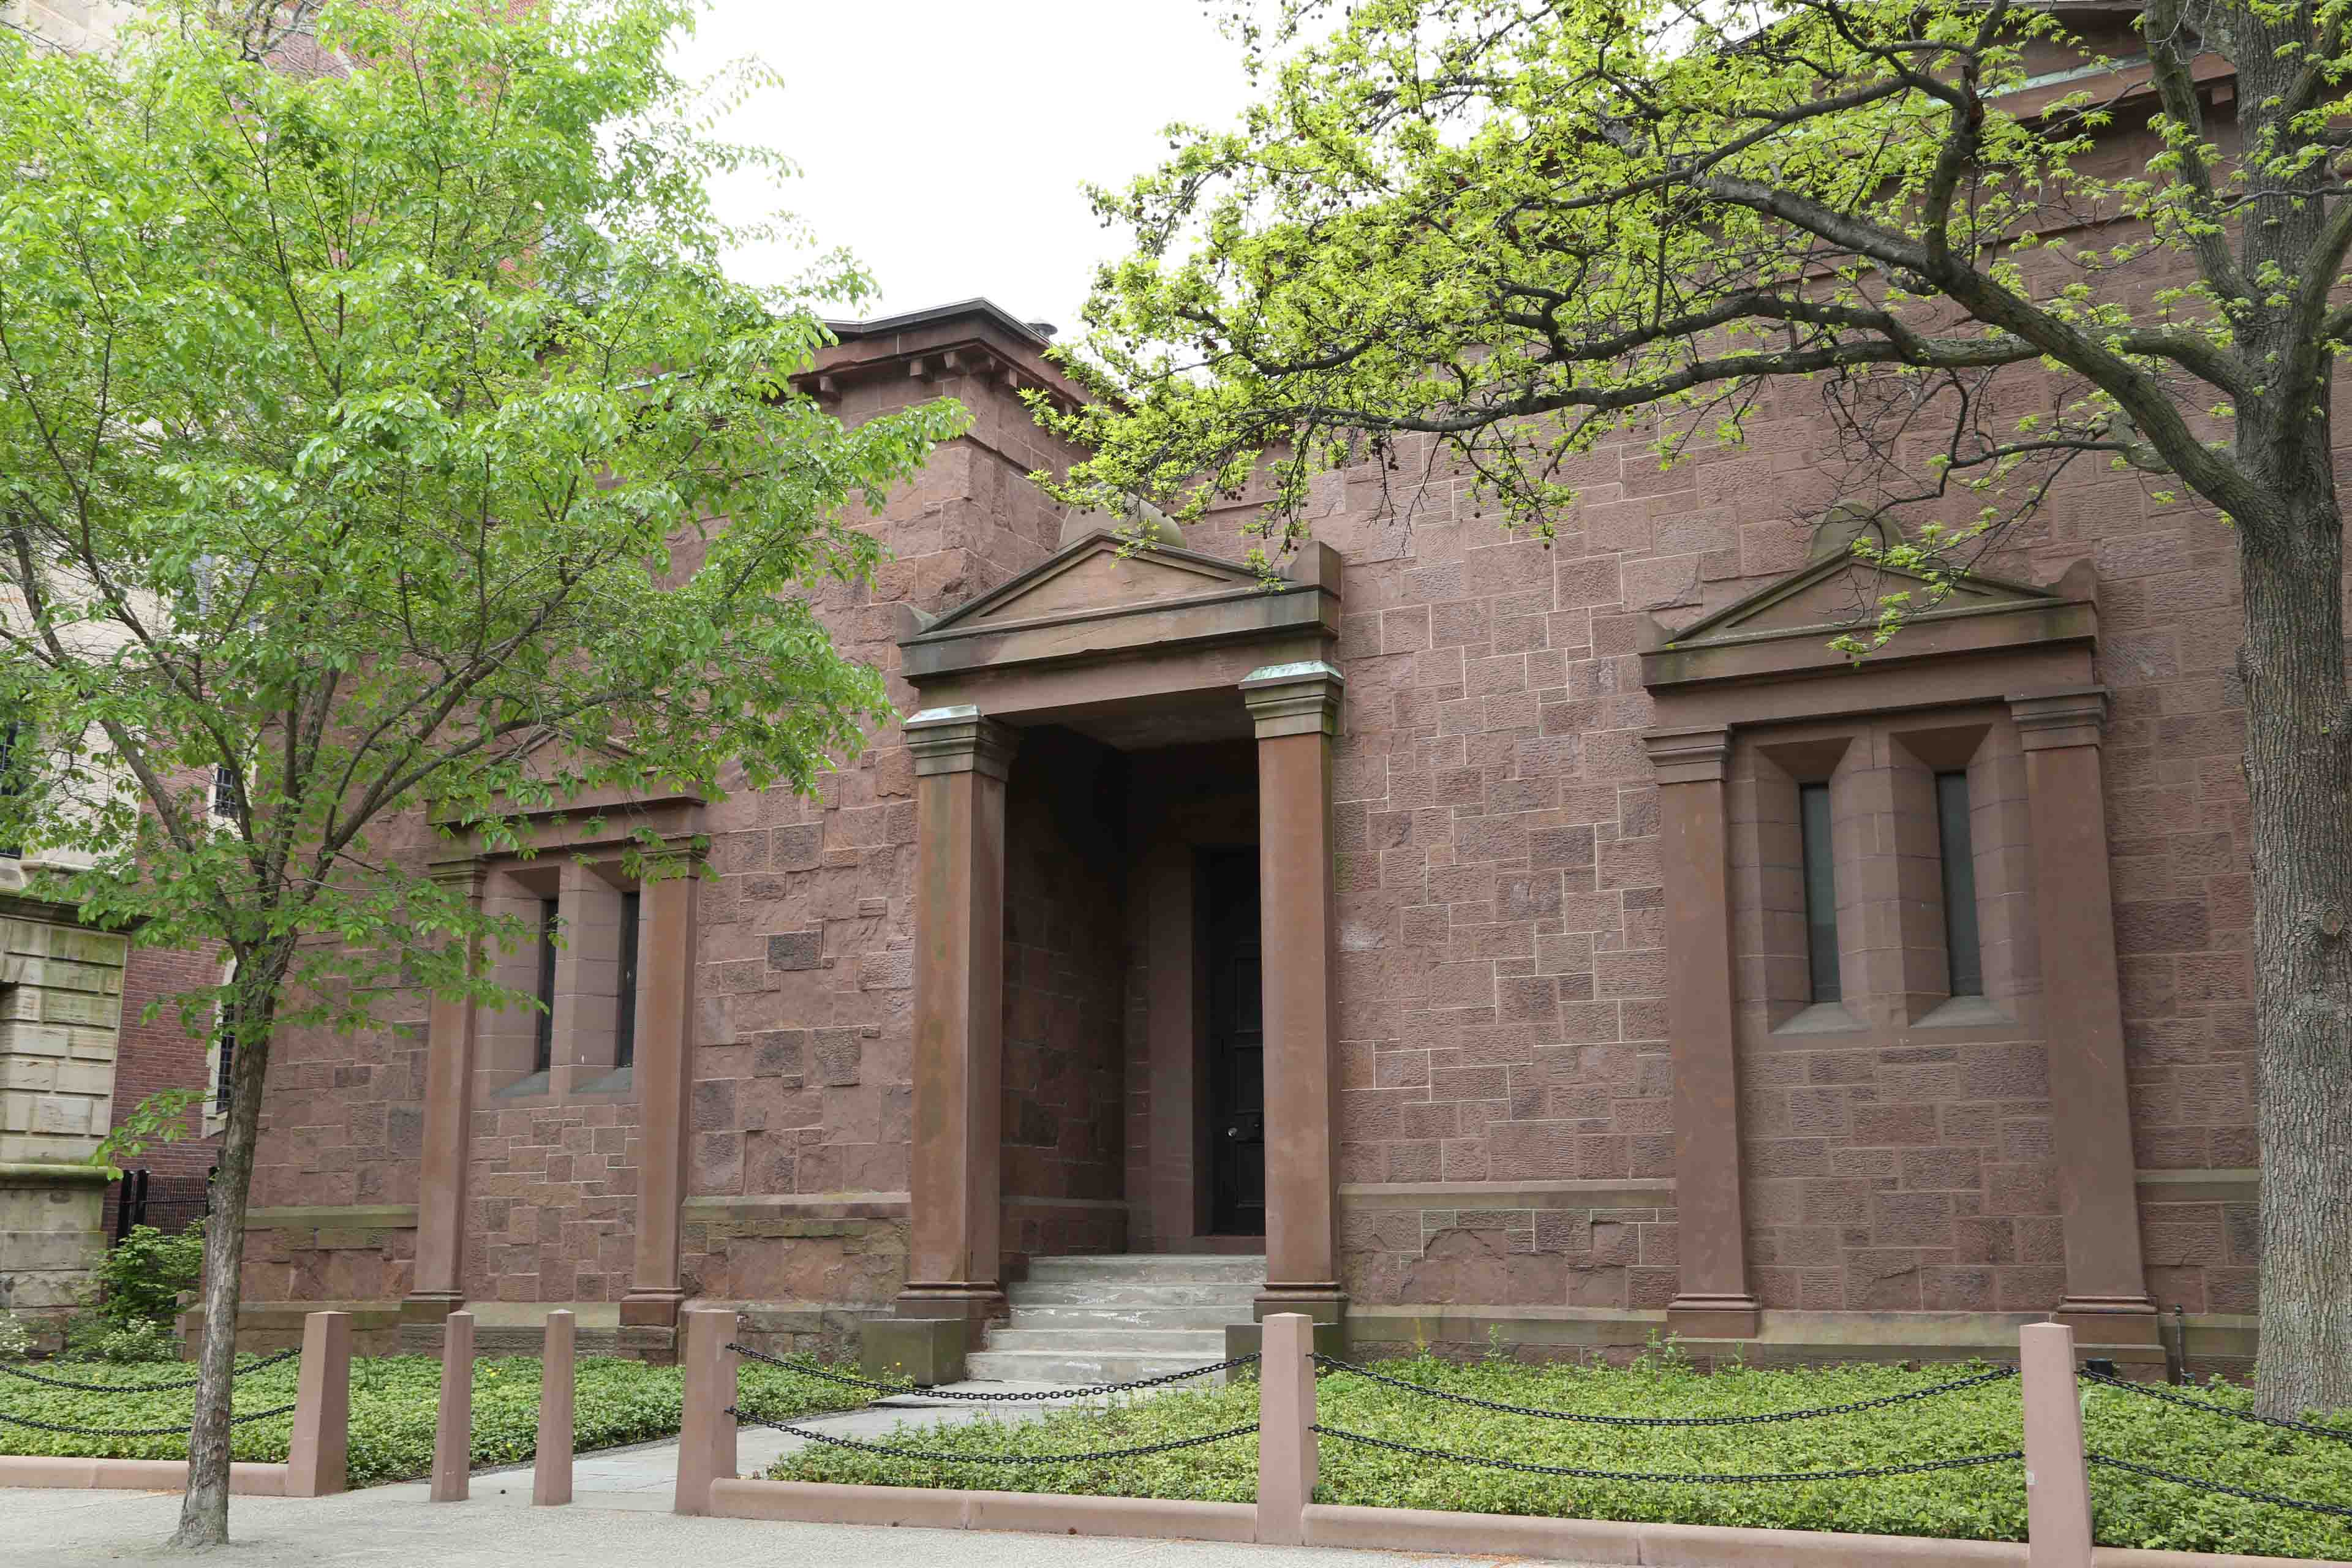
0,0,963,1544
1047,0,2352,1412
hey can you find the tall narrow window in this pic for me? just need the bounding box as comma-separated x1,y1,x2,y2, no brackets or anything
211,764,244,822
614,891,641,1071
0,714,23,859
215,998,240,1114
1798,782,1842,1003
531,898,559,1076
1936,771,1985,997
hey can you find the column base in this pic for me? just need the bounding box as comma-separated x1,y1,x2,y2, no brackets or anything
893,1284,1006,1326
619,1288,686,1329
1254,1287,1346,1325
1665,1294,1762,1339
2054,1295,2163,1348
399,1292,466,1325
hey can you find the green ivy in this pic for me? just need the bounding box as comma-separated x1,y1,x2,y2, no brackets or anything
769,1352,2352,1561
0,1353,860,1488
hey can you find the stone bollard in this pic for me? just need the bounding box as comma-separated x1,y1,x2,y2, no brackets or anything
2022,1322,2094,1568
430,1310,475,1503
673,1308,739,1517
533,1310,575,1506
284,1311,352,1498
1256,1313,1317,1547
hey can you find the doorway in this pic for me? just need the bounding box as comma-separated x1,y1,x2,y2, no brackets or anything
1199,848,1264,1237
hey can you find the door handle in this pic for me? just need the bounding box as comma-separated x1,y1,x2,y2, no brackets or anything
1226,1125,1241,1139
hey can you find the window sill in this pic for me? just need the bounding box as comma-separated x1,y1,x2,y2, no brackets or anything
571,1066,635,1096
1915,994,2010,1028
494,1069,552,1099
1771,1001,1866,1036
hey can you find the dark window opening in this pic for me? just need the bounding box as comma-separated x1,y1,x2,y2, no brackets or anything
211,764,244,821
614,891,641,1070
1936,771,1985,997
215,995,241,1114
532,898,559,1076
1799,782,1842,1004
0,715,23,859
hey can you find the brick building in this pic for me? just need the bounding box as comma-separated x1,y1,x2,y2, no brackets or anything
226,233,2263,1378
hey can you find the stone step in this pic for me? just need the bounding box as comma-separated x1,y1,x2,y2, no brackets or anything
1022,1254,1266,1283
962,1349,1246,1385
1006,1281,1262,1308
1003,1304,1254,1332
983,1328,1231,1354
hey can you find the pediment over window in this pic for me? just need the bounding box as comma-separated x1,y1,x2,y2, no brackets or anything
1640,554,2097,692
901,528,1340,682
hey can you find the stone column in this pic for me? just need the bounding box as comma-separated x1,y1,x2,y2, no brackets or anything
893,706,1019,1332
405,862,486,1322
2010,688,2157,1344
621,855,701,1338
1243,663,1345,1321
1643,726,1762,1338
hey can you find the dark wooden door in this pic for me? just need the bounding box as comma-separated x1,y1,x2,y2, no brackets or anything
1202,849,1265,1236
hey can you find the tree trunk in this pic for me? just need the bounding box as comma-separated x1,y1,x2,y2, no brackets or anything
2241,500,2352,1417
168,973,279,1550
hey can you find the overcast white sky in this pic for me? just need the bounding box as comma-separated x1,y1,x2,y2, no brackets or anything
668,1,1261,335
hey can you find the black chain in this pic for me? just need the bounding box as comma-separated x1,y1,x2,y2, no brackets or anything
728,1404,1258,1464
2087,1452,2352,1520
0,1347,298,1395
1311,1355,2018,1427
729,1343,1259,1401
1312,1422,2022,1485
2079,1371,2352,1444
0,1401,298,1438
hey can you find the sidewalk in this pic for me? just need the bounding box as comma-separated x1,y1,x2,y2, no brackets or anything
6,1379,1558,1568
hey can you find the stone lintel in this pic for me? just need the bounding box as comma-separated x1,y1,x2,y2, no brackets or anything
903,706,1020,779
1240,662,1344,739
2010,685,2109,750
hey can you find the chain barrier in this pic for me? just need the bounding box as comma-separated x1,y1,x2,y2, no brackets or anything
0,1346,299,1395
1311,1355,2018,1427
728,1343,1259,1402
2087,1452,2352,1521
2079,1370,2352,1445
1311,1422,2022,1485
0,1401,298,1438
729,1404,1258,1465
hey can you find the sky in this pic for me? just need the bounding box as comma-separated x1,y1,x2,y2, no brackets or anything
668,1,1263,337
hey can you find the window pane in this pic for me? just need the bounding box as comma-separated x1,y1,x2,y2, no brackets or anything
615,891,641,1070
533,898,559,1076
1937,771,1985,997
1799,783,1841,1003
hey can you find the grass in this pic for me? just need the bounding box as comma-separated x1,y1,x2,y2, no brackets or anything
0,1351,862,1488
766,1346,2352,1562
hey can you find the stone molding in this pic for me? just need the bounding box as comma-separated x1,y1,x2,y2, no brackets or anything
1640,725,1732,785
903,706,1020,779
1241,662,1345,739
2009,685,2109,750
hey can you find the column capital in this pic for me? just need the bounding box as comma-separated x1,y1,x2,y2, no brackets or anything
1642,725,1733,784
425,858,489,901
903,706,1020,779
2010,686,2108,752
1242,661,1345,739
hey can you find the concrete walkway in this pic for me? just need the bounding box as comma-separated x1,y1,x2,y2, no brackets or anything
6,1378,1571,1568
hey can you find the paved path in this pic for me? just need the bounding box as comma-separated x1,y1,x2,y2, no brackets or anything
6,1378,1574,1568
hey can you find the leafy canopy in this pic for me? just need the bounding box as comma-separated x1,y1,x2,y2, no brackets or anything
1042,0,2334,604
0,0,962,1038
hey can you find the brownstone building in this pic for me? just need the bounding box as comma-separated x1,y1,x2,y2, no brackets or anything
221,262,2263,1379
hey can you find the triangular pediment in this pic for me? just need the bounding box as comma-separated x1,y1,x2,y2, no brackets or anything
925,530,1268,635
1666,553,2072,649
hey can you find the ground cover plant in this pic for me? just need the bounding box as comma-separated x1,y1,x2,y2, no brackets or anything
766,1348,2352,1561
0,1352,859,1488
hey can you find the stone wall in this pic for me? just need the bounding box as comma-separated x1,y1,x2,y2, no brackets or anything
1000,728,1128,1266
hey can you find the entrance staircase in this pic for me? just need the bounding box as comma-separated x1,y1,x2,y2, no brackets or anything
967,1253,1264,1384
